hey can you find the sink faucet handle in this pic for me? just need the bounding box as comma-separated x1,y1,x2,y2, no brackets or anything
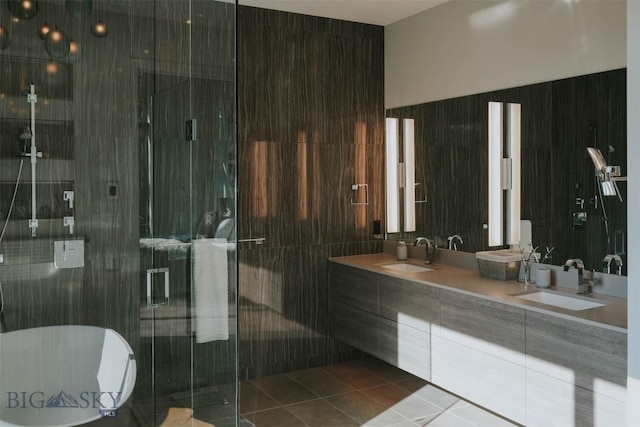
447,234,463,251
563,258,585,272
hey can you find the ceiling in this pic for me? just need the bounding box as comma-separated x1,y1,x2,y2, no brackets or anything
238,0,449,26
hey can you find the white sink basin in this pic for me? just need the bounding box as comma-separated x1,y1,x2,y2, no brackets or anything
513,290,606,311
380,263,435,273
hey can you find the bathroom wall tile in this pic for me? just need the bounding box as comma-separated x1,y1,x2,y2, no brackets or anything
238,16,384,394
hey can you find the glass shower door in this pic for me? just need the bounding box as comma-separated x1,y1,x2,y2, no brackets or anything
135,71,237,427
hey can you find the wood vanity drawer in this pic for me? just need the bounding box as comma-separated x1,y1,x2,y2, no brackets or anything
378,274,440,334
329,263,378,314
330,301,378,356
440,289,525,365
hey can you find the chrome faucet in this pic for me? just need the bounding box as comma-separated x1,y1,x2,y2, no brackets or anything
447,234,463,251
603,254,623,275
414,237,437,264
563,258,593,295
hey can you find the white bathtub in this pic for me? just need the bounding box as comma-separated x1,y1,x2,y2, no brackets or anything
0,326,136,427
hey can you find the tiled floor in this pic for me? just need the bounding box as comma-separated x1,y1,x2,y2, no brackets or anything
90,357,519,426
241,357,519,427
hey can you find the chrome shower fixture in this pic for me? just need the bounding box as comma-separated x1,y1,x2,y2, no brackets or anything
19,127,32,140
586,147,624,201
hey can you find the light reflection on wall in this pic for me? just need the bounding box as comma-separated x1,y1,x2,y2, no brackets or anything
297,131,308,221
354,122,367,229
251,140,268,218
312,132,321,221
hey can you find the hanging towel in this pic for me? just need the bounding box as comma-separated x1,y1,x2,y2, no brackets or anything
193,238,229,343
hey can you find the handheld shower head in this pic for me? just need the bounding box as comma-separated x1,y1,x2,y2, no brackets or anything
19,127,31,140
587,147,607,173
587,147,623,200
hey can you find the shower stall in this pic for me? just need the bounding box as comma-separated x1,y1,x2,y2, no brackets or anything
0,1,238,426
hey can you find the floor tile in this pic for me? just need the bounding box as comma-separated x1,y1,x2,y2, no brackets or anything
385,421,420,427
397,382,460,411
244,407,306,427
239,382,280,415
327,391,410,426
253,373,319,405
287,367,357,397
360,384,412,407
395,378,429,393
207,416,254,427
356,358,419,383
192,401,236,423
388,394,443,424
287,399,360,427
322,362,389,390
419,411,474,427
449,401,518,426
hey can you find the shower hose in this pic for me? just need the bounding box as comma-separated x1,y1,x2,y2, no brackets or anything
0,156,25,333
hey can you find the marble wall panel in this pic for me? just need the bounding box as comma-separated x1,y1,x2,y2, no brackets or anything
238,7,384,378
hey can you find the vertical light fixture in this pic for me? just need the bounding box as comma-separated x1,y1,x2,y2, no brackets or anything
403,119,416,232
506,103,521,245
488,101,521,246
385,118,400,233
488,102,504,246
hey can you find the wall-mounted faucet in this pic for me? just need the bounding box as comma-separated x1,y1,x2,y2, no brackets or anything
447,234,463,251
563,258,593,295
414,237,436,264
603,254,623,275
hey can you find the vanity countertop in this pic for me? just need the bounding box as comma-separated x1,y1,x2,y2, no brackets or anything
329,253,627,332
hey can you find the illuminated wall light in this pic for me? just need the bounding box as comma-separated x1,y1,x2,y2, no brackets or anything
354,123,367,229
403,119,416,232
386,118,400,233
488,102,504,246
506,103,521,245
488,101,521,246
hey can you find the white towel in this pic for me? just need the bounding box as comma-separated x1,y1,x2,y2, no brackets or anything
193,238,229,343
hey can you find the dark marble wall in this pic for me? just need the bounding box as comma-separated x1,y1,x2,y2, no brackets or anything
387,68,627,273
237,6,385,380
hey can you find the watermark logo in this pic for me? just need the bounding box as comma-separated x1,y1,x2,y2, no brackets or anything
5,391,121,418
46,391,79,408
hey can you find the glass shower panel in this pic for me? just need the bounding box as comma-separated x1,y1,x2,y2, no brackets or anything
0,1,237,426
135,0,238,426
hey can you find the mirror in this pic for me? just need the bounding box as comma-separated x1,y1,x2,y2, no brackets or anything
386,68,627,275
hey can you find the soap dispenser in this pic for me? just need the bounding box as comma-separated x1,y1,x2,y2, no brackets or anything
396,240,407,261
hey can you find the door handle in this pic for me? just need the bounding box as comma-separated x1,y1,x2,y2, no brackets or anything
146,268,169,308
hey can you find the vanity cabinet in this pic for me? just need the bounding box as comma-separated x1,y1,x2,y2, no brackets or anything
329,263,438,380
328,258,627,426
525,311,627,426
330,264,379,356
377,274,439,380
435,290,527,424
330,263,378,314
